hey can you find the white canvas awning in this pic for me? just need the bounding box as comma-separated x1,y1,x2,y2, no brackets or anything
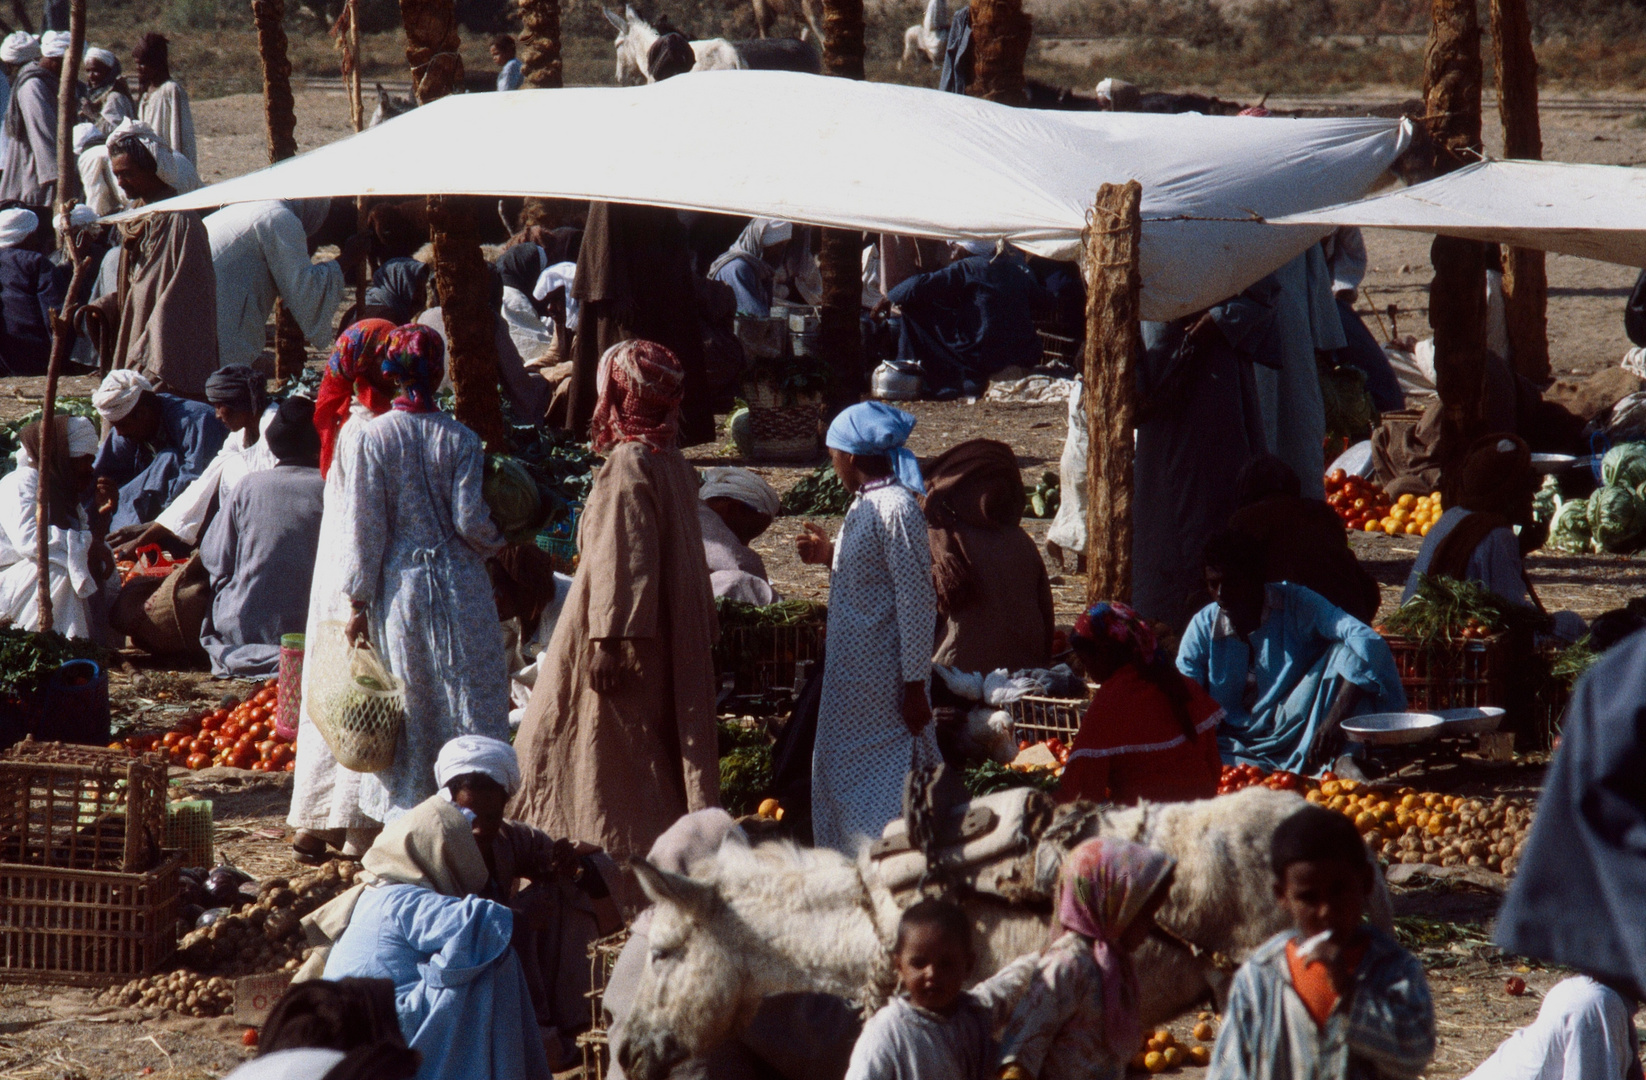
123,72,1412,320
1274,159,1646,268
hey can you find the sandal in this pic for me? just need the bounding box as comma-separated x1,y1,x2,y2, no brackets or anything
292,831,334,865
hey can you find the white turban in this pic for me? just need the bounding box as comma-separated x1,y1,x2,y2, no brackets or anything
83,46,117,68
39,31,69,58
0,209,36,249
72,122,102,155
0,31,39,64
63,417,100,458
699,466,780,518
433,735,520,797
65,203,100,229
757,219,793,248
107,119,199,194
92,370,154,423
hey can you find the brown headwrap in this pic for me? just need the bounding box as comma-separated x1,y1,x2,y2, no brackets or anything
922,439,1025,616
1457,433,1533,516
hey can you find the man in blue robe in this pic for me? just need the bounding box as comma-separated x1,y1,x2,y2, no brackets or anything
1177,529,1404,774
90,369,226,534
884,242,1049,395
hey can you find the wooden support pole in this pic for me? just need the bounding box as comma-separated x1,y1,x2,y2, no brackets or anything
1083,181,1141,606
1423,0,1487,491
518,0,563,87
819,0,865,411
400,0,508,449
254,0,309,381
969,0,1030,105
1491,0,1548,383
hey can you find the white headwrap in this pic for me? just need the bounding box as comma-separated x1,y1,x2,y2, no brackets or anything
433,735,520,797
72,122,102,155
107,118,196,192
92,370,154,423
83,46,117,69
0,209,36,249
0,31,39,64
64,203,100,229
758,219,793,248
699,466,780,518
63,417,99,458
532,261,580,330
39,31,69,58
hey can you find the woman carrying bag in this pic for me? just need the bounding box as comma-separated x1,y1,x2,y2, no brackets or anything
341,325,510,825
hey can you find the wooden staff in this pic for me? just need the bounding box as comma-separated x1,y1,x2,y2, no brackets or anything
1082,181,1141,606
35,254,93,634
51,0,85,218
334,0,369,313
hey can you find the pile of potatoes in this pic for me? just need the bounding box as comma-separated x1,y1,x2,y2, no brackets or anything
176,861,363,978
98,971,234,1017
1305,782,1534,876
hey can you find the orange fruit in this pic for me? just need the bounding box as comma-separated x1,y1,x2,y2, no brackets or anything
1144,1052,1166,1074
1189,1047,1211,1066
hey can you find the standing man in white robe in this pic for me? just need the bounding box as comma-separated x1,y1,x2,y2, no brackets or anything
797,402,937,854
0,31,67,205
133,33,195,164
206,199,368,367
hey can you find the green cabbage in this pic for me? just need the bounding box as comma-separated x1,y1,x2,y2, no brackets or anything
1548,498,1592,553
1588,485,1646,553
483,455,544,543
1601,442,1646,491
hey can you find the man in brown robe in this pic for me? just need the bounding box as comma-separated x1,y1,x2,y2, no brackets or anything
567,202,714,446
82,128,217,398
510,340,718,913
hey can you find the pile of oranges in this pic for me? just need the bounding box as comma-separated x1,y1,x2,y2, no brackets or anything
1362,491,1444,538
114,679,296,772
1130,1017,1216,1073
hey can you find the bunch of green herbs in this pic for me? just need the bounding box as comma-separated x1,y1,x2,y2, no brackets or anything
780,463,852,516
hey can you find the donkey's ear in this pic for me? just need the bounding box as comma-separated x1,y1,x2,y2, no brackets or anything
630,857,720,916
625,3,640,20
604,6,627,30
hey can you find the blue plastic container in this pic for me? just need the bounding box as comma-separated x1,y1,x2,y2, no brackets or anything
38,659,110,746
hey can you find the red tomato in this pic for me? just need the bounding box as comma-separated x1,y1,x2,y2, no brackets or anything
257,740,278,760
199,714,222,733
185,752,209,770
243,1028,259,1047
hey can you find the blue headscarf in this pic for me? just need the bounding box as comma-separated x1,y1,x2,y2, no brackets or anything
825,402,924,494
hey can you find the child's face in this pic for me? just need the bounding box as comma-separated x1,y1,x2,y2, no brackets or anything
895,923,973,1015
1274,858,1370,940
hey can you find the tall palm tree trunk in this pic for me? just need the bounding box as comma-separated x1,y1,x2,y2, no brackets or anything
1423,0,1487,492
969,0,1030,104
1491,0,1547,383
519,0,562,87
400,0,509,449
253,0,308,381
819,0,865,411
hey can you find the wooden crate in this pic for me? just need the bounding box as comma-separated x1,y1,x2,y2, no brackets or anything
1381,634,1509,712
579,928,631,1080
1007,693,1090,744
0,741,168,873
0,854,181,984
715,618,826,694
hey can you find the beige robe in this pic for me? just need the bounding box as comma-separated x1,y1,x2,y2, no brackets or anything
509,441,719,894
87,205,218,398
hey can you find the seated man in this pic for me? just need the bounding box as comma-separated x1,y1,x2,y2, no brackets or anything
198,397,325,678
882,240,1050,395
91,369,227,534
116,363,278,559
205,198,367,367
698,466,779,605
0,207,68,376
1177,529,1405,774
0,417,115,640
310,736,617,1078
1464,977,1639,1080
708,218,800,317
1402,433,1585,641
1229,453,1382,624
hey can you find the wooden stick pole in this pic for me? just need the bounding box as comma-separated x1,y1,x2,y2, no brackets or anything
34,255,93,634
51,0,85,219
1083,181,1141,606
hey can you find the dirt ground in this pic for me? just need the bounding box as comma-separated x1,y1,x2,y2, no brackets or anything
0,87,1637,1079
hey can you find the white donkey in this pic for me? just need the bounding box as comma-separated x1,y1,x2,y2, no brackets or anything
615,787,1395,1080
607,6,742,85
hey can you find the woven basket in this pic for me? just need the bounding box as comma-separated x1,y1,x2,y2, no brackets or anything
307,624,405,773
0,741,168,873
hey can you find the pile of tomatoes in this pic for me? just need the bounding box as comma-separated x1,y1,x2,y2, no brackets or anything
1324,470,1393,531
115,679,296,772
1217,764,1305,796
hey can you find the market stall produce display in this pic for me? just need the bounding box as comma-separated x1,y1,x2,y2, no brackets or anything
1024,472,1061,519
117,679,296,771
1324,470,1393,531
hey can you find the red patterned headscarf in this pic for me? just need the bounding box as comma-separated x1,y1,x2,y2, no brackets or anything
589,340,684,454
315,319,396,479
382,325,446,414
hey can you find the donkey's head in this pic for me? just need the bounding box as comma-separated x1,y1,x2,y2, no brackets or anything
616,858,763,1080
606,5,656,86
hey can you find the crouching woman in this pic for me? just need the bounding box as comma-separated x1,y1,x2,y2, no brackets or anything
298,755,553,1080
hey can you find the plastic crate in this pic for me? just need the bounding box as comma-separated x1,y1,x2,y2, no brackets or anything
1006,693,1090,744
579,928,631,1080
0,741,169,873
1381,633,1509,712
0,854,181,985
715,619,826,694
164,799,213,869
